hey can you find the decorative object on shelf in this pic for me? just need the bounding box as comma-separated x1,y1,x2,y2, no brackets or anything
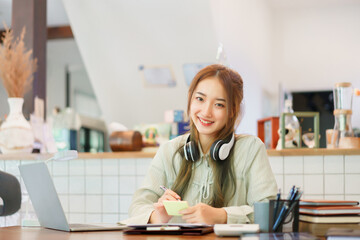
257,116,279,149
134,123,171,146
109,130,143,151
0,98,35,153
0,25,37,153
276,99,301,150
279,112,320,149
302,132,321,149
330,82,359,149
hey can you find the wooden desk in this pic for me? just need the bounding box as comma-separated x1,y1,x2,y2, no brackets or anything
0,226,237,240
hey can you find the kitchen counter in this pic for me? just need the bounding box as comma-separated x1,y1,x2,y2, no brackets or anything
1,148,360,160
1,147,359,228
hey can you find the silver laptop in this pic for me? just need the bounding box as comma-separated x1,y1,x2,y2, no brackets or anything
19,162,127,232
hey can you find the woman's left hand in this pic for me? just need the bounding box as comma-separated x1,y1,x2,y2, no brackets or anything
179,203,227,224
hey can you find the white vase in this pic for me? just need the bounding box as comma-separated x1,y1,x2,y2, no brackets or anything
0,98,34,153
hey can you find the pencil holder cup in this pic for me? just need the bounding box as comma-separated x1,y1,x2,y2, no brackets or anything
268,199,299,233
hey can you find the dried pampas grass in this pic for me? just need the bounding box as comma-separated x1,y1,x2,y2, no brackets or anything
0,24,37,98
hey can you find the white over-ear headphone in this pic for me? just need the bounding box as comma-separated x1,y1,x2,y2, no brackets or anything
184,133,235,161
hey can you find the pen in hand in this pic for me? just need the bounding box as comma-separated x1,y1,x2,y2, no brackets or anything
160,186,181,201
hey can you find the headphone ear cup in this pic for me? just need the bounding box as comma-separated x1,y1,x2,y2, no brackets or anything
210,140,223,161
184,136,200,161
189,141,199,161
210,133,235,161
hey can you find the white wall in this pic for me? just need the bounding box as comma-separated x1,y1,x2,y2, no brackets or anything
62,0,218,129
272,2,360,127
47,39,100,118
59,0,360,134
210,0,274,134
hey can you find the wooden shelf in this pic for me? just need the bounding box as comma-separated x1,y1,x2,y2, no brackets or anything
267,148,360,156
0,151,156,160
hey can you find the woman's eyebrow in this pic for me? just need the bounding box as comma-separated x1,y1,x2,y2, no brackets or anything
195,91,206,96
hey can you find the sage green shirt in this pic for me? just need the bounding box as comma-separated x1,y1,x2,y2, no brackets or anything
123,134,277,224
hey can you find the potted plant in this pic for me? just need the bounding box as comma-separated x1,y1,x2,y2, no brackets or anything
0,25,37,153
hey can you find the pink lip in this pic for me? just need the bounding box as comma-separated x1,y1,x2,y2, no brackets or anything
198,117,214,127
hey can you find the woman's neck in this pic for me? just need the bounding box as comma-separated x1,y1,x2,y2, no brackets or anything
199,135,215,154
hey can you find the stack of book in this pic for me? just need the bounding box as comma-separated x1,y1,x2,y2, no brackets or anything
299,200,360,236
326,228,360,240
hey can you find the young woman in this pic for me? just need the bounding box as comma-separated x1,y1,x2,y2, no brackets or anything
125,64,277,224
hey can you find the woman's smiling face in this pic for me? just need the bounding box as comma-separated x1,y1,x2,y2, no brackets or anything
190,77,228,141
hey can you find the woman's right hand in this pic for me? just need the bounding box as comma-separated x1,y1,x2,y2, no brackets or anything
149,189,181,223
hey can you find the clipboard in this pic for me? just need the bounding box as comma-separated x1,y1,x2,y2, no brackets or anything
124,224,213,235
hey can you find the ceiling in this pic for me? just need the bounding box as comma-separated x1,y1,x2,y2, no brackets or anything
0,0,69,29
1,0,360,30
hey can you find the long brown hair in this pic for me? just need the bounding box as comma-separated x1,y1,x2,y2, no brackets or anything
171,64,244,208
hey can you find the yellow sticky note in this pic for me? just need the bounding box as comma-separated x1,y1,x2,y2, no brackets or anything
163,201,189,216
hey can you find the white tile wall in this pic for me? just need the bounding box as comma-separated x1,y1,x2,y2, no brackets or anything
85,159,102,175
52,161,69,176
69,195,85,213
102,195,119,213
102,159,118,175
324,195,344,200
345,174,360,194
103,214,119,224
119,159,136,175
345,155,360,173
284,156,303,174
136,158,152,175
119,176,137,194
119,195,133,213
53,176,69,194
1,154,360,227
103,176,119,194
324,175,344,194
344,194,360,203
324,155,344,173
136,176,145,189
69,213,85,223
85,176,102,194
303,194,323,200
304,156,323,174
86,195,102,213
5,160,20,176
304,175,323,195
85,213,102,223
274,174,284,193
69,176,85,194
284,175,303,192
69,159,85,175
269,157,283,174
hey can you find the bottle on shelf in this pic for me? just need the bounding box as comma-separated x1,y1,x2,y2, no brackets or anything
331,82,354,148
276,99,301,149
